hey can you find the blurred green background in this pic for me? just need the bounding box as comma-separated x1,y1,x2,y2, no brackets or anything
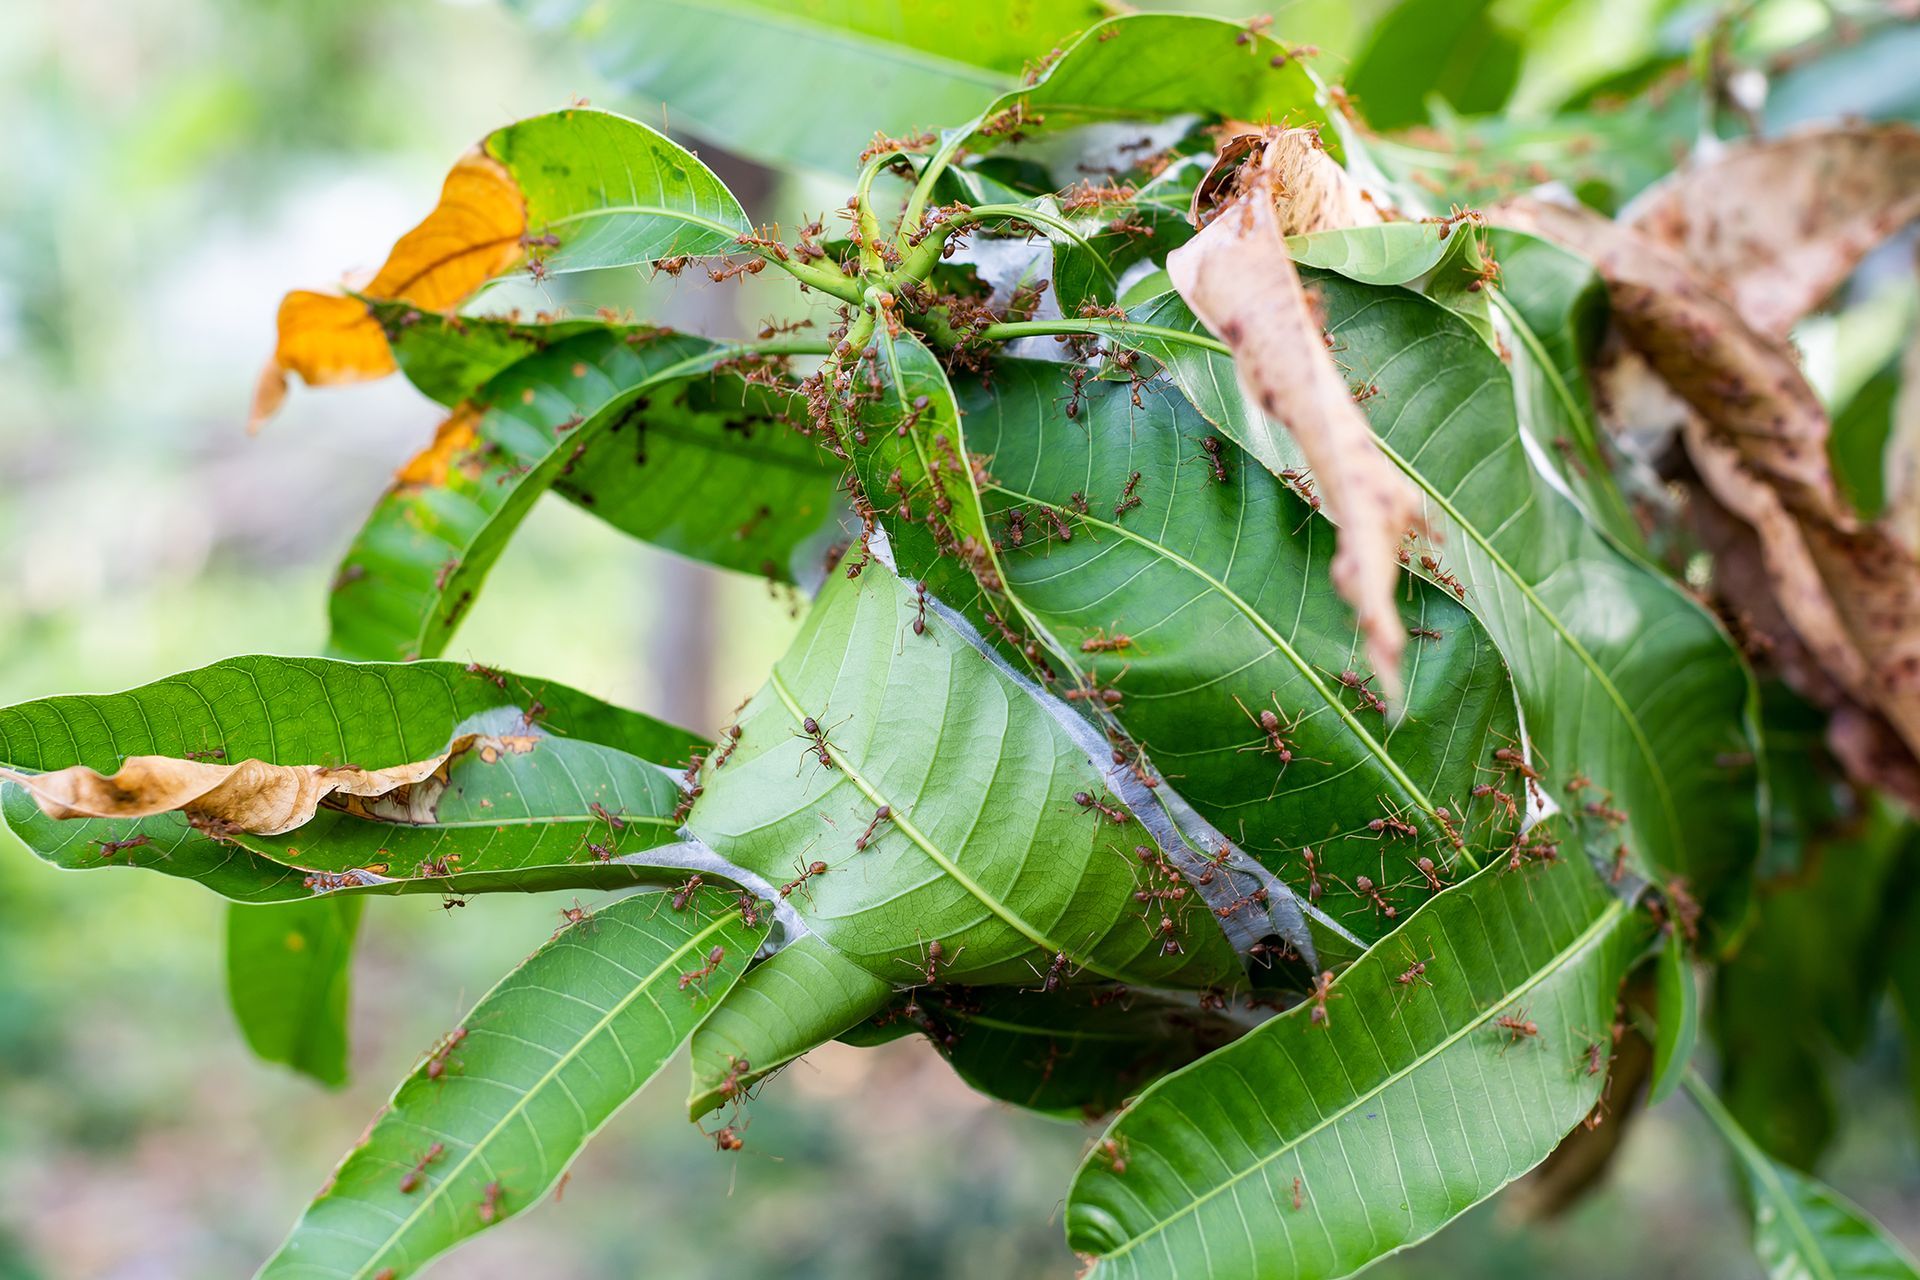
0,0,1915,1275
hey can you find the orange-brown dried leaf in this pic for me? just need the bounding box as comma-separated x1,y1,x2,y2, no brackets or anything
251,150,527,430
1624,124,1920,341
1169,129,1418,697
0,732,522,837
394,403,483,490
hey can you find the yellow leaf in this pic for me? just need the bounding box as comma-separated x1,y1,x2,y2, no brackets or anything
252,149,528,430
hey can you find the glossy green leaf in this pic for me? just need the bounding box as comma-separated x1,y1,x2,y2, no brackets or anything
261,885,765,1280
486,108,750,274
687,559,1243,991
0,656,703,903
1646,925,1696,1105
1067,853,1645,1280
1686,1070,1920,1280
227,897,363,1088
1483,227,1643,545
374,304,617,408
328,326,840,662
1106,264,1762,937
687,933,893,1119
955,359,1522,944
1347,0,1521,131
907,12,1334,229
507,0,1107,178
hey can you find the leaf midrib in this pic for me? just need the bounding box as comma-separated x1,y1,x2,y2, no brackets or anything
1078,314,1687,862
763,665,1135,984
982,480,1441,826
1091,895,1628,1262
353,907,740,1279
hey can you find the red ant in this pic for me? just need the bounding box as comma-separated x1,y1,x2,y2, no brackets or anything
1394,941,1435,992
1074,790,1130,824
1471,783,1520,824
1291,1176,1305,1211
589,801,626,831
1350,381,1380,404
1609,844,1630,884
91,833,151,858
1305,970,1342,1028
1496,1007,1540,1051
1417,553,1466,599
1236,14,1273,43
1235,694,1302,766
184,748,226,761
670,874,705,911
1579,1038,1607,1077
477,1180,507,1225
1095,1137,1129,1174
1298,845,1326,902
911,583,930,637
1368,806,1419,840
710,1125,746,1152
1114,470,1143,518
902,938,956,987
1214,887,1271,919
1066,665,1127,707
1409,855,1448,893
1410,626,1443,641
1491,744,1541,783
1060,365,1089,421
1081,627,1132,654
554,899,596,936
855,805,892,851
712,723,743,769
793,712,847,774
1336,670,1387,715
779,858,829,902
424,1027,467,1083
679,945,728,998
1349,874,1397,920
1195,436,1229,483
715,1054,754,1104
1034,950,1072,993
398,1142,445,1193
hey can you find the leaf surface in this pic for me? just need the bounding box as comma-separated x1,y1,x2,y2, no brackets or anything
228,897,363,1088
687,561,1242,990
261,885,765,1280
1067,854,1644,1280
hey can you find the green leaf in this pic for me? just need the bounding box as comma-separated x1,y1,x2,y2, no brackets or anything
687,559,1243,991
328,327,841,662
687,933,893,1119
1484,227,1644,546
1686,1070,1920,1280
954,359,1522,945
486,108,751,273
911,985,1247,1119
261,885,766,1280
1646,925,1696,1105
0,656,704,902
507,0,1106,177
906,13,1334,229
374,304,616,408
1347,0,1522,131
227,897,362,1088
1714,788,1914,1168
1066,854,1645,1279
1107,265,1763,936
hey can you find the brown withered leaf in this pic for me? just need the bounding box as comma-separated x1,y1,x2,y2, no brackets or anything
1624,124,1920,341
251,149,527,431
0,732,536,836
1496,132,1920,781
1494,196,1843,518
1169,129,1420,697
